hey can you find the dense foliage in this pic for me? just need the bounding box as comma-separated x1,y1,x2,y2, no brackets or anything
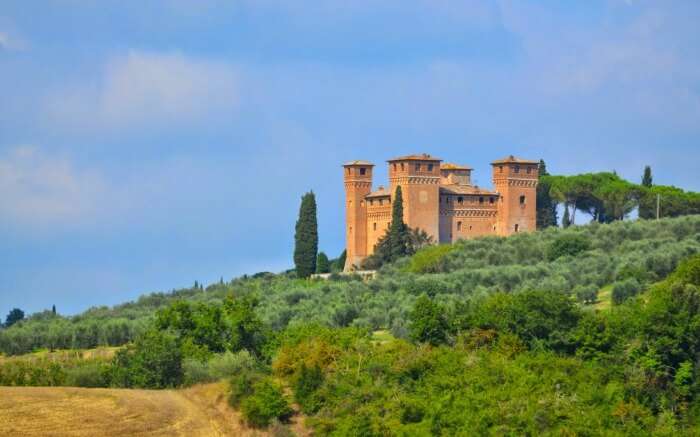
2,215,700,356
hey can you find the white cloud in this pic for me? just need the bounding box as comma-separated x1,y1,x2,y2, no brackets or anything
46,51,238,130
0,146,107,226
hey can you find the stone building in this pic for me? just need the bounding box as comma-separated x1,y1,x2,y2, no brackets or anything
343,154,538,271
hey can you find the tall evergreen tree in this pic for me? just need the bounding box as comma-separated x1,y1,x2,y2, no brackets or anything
316,252,330,274
642,165,653,187
536,159,558,228
562,204,572,228
388,186,411,261
294,191,318,278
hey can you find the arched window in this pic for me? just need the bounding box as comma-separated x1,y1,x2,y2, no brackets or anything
514,165,520,174
479,196,484,204
373,223,377,231
457,221,462,231
520,195,526,205
401,163,405,171
458,196,463,204
360,167,366,175
515,224,520,232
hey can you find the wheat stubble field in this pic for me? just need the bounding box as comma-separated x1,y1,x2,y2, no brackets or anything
0,382,307,436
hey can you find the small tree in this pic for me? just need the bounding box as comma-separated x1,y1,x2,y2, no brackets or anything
294,362,324,413
241,378,293,427
388,186,411,261
408,294,449,346
642,165,653,187
4,308,25,328
562,204,572,228
316,252,330,274
294,191,318,278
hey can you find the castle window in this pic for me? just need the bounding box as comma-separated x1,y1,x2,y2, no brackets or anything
360,167,366,175
457,221,462,231
515,224,520,232
489,197,494,204
469,225,473,230
373,223,377,231
428,163,434,171
401,163,405,171
479,196,484,204
415,163,421,171
349,200,352,206
347,168,351,174
499,165,503,173
393,163,397,171
458,196,463,204
526,166,532,174
520,195,526,205
379,199,383,205
370,199,374,206
514,165,520,174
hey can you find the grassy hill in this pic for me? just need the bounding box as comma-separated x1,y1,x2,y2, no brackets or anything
2,216,700,435
2,215,699,356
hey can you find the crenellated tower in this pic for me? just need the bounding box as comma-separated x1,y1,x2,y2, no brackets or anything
491,155,539,235
387,154,441,242
343,160,373,271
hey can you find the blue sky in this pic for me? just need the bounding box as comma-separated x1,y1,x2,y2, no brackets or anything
1,0,699,317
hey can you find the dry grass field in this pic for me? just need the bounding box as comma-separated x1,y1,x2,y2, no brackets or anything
0,382,309,436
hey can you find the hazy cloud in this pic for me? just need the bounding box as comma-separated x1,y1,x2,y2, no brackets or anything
0,146,107,227
46,51,238,130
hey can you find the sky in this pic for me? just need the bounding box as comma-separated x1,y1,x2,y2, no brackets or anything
1,0,699,317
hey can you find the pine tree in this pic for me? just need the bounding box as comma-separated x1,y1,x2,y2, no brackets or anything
562,204,572,228
388,186,411,261
52,305,56,315
642,166,653,187
316,252,330,274
536,159,558,228
294,191,318,278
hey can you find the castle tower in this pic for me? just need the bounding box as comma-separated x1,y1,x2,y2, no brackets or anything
491,155,539,235
387,154,441,241
343,160,373,271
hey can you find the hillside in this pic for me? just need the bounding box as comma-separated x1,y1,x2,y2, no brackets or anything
2,215,699,355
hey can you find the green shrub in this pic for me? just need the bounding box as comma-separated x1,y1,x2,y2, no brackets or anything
611,278,642,305
228,369,262,408
547,234,591,261
109,329,183,388
293,363,324,414
404,244,455,273
65,362,109,387
240,378,293,428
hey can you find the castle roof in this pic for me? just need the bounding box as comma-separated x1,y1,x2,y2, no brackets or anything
441,163,473,170
365,186,391,198
491,155,539,165
387,153,442,162
343,160,374,166
440,185,498,196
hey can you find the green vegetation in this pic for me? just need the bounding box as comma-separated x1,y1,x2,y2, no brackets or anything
294,191,319,278
536,159,558,229
3,308,24,328
2,215,700,357
2,219,700,433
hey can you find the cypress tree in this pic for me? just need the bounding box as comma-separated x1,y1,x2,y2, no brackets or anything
536,159,558,228
316,252,330,274
562,204,572,228
335,250,347,272
294,191,318,278
388,186,411,261
642,166,653,187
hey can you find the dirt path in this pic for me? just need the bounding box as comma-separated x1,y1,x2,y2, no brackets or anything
0,383,308,436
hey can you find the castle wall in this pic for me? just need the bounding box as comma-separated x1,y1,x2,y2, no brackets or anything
366,197,391,255
439,194,498,242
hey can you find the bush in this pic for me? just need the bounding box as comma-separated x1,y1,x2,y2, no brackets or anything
404,244,455,273
228,369,262,408
294,362,324,414
547,234,591,261
612,278,642,305
240,378,293,428
65,362,109,387
109,329,183,388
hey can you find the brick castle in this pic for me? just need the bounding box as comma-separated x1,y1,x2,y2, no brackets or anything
343,154,539,271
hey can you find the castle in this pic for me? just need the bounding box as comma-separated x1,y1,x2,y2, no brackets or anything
343,154,539,271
